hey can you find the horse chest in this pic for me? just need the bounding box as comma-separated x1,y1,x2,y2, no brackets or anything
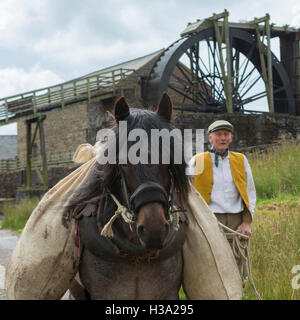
79,249,183,300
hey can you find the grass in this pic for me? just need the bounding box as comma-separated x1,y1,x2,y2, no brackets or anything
243,141,300,299
243,197,300,300
247,141,300,200
1,197,40,233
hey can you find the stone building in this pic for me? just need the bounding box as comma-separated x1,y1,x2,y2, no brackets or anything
16,50,165,163
0,135,17,160
16,49,207,163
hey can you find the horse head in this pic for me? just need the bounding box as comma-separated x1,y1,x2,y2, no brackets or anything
112,94,173,249
69,93,190,299
97,93,189,253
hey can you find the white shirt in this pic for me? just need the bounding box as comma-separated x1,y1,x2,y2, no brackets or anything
186,152,256,215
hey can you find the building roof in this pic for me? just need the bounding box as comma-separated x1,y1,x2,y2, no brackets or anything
79,49,164,79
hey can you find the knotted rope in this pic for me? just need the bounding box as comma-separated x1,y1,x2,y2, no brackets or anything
101,193,136,238
218,222,262,300
101,193,181,238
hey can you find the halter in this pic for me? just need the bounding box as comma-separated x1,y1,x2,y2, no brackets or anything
100,166,184,238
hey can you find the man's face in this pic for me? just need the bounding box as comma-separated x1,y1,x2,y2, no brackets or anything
209,129,232,153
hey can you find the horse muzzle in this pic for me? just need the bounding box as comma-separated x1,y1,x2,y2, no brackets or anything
135,202,170,249
129,182,171,249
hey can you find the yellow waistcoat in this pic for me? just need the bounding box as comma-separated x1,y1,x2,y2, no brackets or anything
194,151,250,212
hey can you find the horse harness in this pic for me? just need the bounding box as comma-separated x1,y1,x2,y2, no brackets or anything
71,166,187,260
99,167,186,238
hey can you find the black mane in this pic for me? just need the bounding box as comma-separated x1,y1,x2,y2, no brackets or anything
69,109,189,210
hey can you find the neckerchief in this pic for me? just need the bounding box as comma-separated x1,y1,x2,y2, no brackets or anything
209,146,229,167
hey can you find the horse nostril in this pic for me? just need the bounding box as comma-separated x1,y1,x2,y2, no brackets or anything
137,225,149,242
137,225,145,237
137,222,169,249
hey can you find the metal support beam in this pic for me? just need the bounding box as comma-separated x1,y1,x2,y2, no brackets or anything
25,115,48,190
26,121,32,189
38,117,48,188
280,32,300,115
209,10,233,113
249,14,274,113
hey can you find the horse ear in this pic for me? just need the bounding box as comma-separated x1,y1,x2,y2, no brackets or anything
114,96,130,121
156,92,172,121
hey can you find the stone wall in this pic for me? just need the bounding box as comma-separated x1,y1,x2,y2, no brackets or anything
17,101,88,163
86,101,115,145
174,112,300,150
0,171,23,198
0,165,79,199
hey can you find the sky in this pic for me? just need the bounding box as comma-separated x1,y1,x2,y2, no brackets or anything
0,0,299,135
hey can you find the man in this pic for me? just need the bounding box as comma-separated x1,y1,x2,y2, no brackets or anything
186,120,256,237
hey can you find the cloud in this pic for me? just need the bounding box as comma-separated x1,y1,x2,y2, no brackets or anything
0,65,63,97
291,0,300,27
0,123,17,135
0,65,63,135
0,0,47,46
0,0,299,89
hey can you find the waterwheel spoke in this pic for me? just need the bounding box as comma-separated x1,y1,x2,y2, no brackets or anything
168,83,204,105
174,61,211,104
203,40,226,102
234,43,257,94
206,40,226,99
188,49,213,104
206,40,217,98
240,91,267,105
239,74,262,99
162,30,278,113
170,70,209,104
236,65,258,95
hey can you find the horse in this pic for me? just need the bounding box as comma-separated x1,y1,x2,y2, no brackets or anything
68,93,190,300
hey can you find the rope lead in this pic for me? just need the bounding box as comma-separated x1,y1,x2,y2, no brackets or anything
101,193,136,238
218,221,262,300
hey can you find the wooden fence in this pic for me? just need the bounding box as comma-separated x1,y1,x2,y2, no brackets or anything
0,150,76,173
0,68,137,124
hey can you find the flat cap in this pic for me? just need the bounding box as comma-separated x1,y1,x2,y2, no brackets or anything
208,120,233,134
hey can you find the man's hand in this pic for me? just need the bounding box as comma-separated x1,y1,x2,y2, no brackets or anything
237,222,252,237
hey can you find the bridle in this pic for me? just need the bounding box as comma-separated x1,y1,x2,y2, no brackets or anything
71,163,187,262
100,165,185,238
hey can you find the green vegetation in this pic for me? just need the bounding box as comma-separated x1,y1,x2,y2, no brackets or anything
243,197,300,300
1,197,40,233
248,141,300,199
242,141,300,299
